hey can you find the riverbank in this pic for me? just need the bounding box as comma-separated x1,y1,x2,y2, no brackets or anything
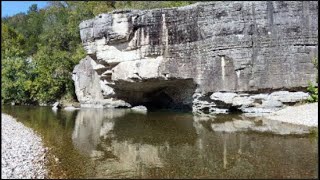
1,114,47,179
264,102,318,127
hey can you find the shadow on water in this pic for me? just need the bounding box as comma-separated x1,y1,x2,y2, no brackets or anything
2,105,318,179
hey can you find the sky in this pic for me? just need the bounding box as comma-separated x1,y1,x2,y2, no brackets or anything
1,1,48,17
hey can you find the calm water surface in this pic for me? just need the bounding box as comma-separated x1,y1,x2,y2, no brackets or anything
2,105,318,179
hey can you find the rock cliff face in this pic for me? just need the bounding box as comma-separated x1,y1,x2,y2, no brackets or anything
73,1,318,113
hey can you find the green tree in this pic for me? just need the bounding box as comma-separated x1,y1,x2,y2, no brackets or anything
30,3,87,103
1,23,26,58
2,57,34,104
1,23,34,104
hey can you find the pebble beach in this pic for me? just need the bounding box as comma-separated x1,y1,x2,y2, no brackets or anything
1,114,47,179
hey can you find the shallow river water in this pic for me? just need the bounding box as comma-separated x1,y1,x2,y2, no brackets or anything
2,105,318,179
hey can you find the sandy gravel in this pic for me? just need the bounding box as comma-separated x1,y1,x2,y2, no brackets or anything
264,103,318,127
1,114,47,179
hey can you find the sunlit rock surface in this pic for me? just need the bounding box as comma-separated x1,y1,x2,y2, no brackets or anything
74,1,318,113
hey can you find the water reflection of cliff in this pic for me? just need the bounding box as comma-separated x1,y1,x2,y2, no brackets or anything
72,109,318,179
193,117,318,178
72,108,131,154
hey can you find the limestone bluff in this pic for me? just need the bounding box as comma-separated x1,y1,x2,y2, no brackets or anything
72,1,318,114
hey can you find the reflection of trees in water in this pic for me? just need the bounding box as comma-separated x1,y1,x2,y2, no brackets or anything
71,109,318,179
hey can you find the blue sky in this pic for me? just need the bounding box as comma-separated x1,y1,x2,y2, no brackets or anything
1,1,48,17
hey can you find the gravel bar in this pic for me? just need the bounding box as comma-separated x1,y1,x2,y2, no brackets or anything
264,103,318,127
1,114,47,179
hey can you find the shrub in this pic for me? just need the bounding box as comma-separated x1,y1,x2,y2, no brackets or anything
307,57,318,102
307,82,318,102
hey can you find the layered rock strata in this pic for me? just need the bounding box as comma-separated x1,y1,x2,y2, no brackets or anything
73,1,318,113
193,90,310,115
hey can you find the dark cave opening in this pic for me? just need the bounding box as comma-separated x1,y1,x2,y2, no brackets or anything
143,91,174,110
142,90,192,112
113,79,196,112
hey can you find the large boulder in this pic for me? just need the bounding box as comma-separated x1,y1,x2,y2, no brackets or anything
210,92,237,105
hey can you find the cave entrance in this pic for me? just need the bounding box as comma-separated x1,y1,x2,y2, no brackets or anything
113,79,196,112
142,90,193,111
141,84,194,112
143,91,175,111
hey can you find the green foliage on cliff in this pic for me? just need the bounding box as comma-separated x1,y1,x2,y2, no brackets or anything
1,1,197,105
307,82,318,102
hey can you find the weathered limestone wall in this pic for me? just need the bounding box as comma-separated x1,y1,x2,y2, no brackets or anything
72,56,131,108
73,1,318,112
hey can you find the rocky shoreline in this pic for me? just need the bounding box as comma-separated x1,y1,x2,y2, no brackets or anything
264,102,318,127
1,114,47,179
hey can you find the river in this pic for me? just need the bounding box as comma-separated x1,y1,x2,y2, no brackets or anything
2,105,318,178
